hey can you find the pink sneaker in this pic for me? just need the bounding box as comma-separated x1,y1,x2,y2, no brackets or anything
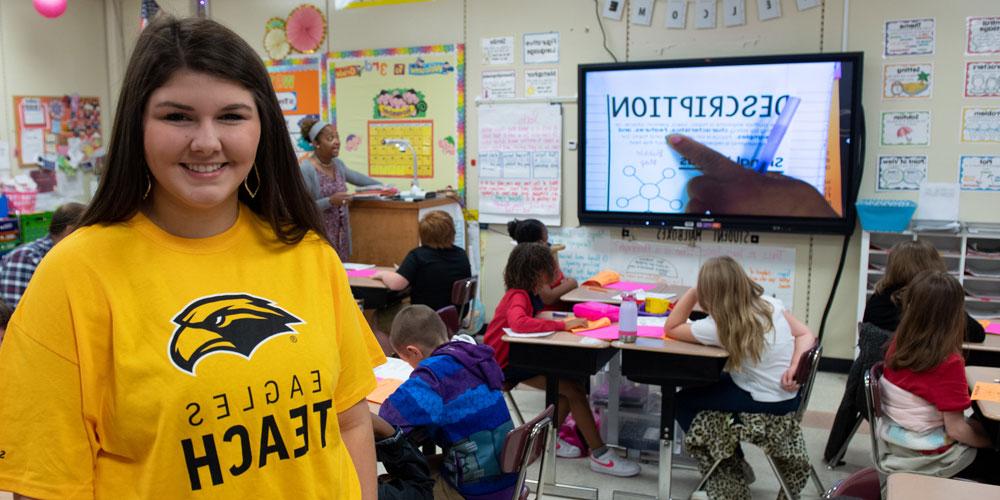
556,437,583,458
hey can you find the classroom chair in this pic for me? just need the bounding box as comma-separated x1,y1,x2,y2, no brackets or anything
499,404,554,500
691,342,826,497
451,276,478,333
503,383,526,426
821,466,881,500
863,362,892,475
436,305,460,338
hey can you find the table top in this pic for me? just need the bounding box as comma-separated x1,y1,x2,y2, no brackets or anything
347,266,395,289
613,336,729,358
502,330,611,349
886,472,1000,498
560,283,689,304
966,365,1000,421
963,333,1000,353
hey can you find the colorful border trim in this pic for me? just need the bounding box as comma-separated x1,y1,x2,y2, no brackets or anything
265,54,329,123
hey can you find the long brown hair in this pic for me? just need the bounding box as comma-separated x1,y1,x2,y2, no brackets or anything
697,256,774,372
504,243,554,291
875,240,946,295
887,270,966,372
78,15,326,245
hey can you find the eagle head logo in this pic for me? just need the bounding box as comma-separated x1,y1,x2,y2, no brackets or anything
168,294,303,375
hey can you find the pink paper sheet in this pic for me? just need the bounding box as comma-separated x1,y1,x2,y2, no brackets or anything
986,322,1000,335
604,281,658,291
572,324,664,340
346,269,377,278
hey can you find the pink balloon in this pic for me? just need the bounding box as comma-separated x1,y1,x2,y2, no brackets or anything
33,0,67,18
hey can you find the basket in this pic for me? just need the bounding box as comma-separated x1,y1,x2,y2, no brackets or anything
855,199,916,233
19,212,53,243
3,189,38,215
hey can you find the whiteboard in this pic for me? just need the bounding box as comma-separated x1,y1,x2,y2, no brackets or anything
477,103,562,225
549,227,796,308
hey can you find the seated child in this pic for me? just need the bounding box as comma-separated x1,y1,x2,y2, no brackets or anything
665,256,815,432
379,305,516,499
878,270,999,484
374,210,471,312
0,299,11,347
371,412,435,500
484,242,641,477
507,218,577,308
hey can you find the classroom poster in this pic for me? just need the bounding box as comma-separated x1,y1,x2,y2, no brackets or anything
967,17,1000,56
328,45,465,196
965,62,1000,98
478,103,562,225
482,70,516,99
884,18,935,57
881,111,931,146
961,107,1000,143
265,54,327,154
13,95,102,168
959,156,1000,192
695,0,717,29
882,64,933,99
664,0,687,29
524,68,558,97
482,36,514,65
523,32,559,64
877,155,927,191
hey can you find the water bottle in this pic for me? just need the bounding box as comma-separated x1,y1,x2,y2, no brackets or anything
619,292,638,343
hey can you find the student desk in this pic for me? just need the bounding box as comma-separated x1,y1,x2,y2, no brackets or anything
886,472,1000,499
967,365,1000,421
613,337,729,500
560,284,688,304
502,330,616,500
964,332,1000,367
348,266,402,309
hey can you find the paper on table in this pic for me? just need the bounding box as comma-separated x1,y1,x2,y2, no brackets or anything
343,263,376,271
374,357,413,380
986,322,1000,335
368,378,404,404
915,182,959,222
346,269,378,278
638,316,667,327
971,382,1000,403
605,281,658,291
502,328,554,338
572,324,664,340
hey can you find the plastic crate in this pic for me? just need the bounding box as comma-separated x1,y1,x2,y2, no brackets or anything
19,212,53,243
0,218,19,255
855,199,916,233
3,189,37,214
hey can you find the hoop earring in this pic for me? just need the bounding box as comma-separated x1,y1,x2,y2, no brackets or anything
244,164,260,198
143,173,152,199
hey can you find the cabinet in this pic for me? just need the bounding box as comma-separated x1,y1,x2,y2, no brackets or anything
857,230,1000,326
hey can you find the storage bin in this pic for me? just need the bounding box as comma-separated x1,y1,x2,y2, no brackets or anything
856,199,916,232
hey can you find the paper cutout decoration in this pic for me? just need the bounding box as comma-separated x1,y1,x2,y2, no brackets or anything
264,21,291,60
723,0,747,28
630,0,654,27
286,5,327,53
602,0,625,21
665,0,687,29
695,0,717,29
757,0,781,21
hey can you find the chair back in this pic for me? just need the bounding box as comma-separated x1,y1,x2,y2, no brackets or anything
500,404,554,500
821,466,880,500
863,362,888,473
451,276,478,331
436,305,460,338
793,342,823,421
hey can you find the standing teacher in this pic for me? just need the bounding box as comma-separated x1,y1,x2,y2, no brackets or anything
299,118,380,261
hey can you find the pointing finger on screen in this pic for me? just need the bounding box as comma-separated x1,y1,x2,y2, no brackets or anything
666,134,752,180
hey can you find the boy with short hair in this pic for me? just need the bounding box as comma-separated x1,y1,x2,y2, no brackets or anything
379,305,516,500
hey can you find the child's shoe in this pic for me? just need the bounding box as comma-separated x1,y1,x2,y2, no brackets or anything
556,437,583,458
589,448,640,477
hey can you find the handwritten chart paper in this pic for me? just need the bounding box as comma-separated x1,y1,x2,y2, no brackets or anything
961,108,1000,144
967,17,1000,56
478,103,562,224
884,18,935,57
881,111,931,146
965,62,1000,98
877,155,927,191
960,156,1000,192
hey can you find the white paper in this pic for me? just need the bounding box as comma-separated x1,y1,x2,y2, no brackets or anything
601,0,625,21
796,0,821,10
630,0,654,27
877,155,927,191
482,36,514,65
967,17,1000,55
959,156,1000,192
374,357,413,381
525,68,558,98
723,0,746,28
961,107,1000,143
19,128,44,165
637,316,667,327
965,61,1000,98
915,182,959,222
665,0,687,29
695,0,717,29
502,328,554,338
884,18,935,57
0,140,10,173
882,63,933,99
756,0,781,21
481,70,516,99
19,98,45,126
343,263,375,270
523,32,559,64
880,111,931,146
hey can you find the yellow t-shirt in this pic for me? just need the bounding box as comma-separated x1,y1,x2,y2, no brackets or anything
0,205,386,499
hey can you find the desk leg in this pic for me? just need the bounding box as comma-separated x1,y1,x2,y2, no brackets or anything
659,385,677,500
607,352,622,446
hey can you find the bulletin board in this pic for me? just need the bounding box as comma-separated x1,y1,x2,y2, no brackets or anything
328,44,465,197
13,95,102,168
265,54,328,154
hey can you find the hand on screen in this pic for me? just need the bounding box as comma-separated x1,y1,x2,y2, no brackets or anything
666,134,837,218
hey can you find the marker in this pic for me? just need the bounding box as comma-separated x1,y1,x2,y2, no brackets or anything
753,96,801,173
551,312,569,318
